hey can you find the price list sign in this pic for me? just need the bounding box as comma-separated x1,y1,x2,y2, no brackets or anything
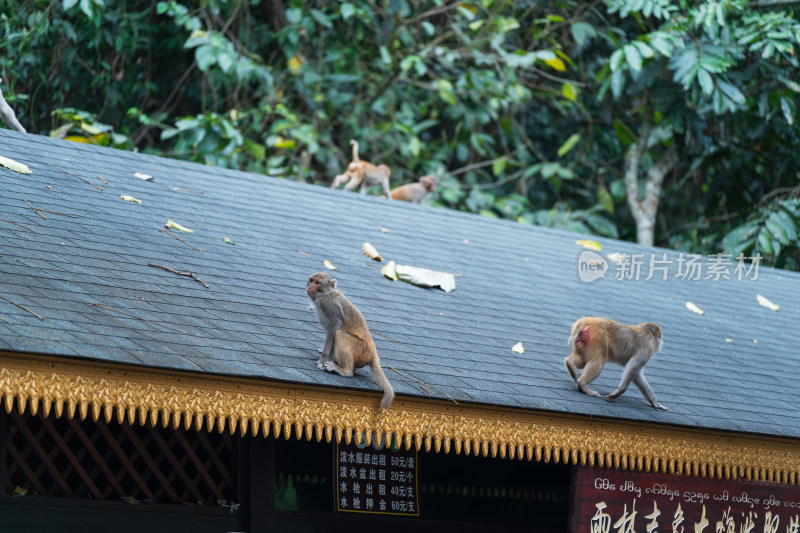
335,438,419,517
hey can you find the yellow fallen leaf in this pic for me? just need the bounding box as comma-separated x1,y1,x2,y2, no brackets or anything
135,172,153,181
362,242,382,261
0,155,31,174
753,339,758,344
379,227,389,233
381,260,398,281
511,342,524,354
64,135,90,144
576,239,602,251
607,252,628,264
725,338,733,343
756,294,780,311
685,302,705,315
166,219,193,233
324,260,337,271
120,195,141,204
223,237,234,245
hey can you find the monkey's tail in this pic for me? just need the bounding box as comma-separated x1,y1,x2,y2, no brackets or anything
370,360,395,409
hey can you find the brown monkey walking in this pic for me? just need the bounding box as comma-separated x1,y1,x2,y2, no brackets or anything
390,175,437,203
565,317,666,410
330,140,392,198
307,272,395,408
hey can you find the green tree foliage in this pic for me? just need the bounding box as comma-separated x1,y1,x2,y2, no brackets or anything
1,0,799,268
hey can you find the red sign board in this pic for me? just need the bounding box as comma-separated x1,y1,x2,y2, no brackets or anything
335,438,419,517
572,466,800,533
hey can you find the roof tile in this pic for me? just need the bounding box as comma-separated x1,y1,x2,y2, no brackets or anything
1,130,798,438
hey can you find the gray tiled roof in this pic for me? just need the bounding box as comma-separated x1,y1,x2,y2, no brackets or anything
1,130,798,438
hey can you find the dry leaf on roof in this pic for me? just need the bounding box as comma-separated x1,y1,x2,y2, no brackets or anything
395,264,456,292
685,301,705,315
379,227,389,233
120,195,141,204
756,294,780,311
511,342,524,354
362,242,382,261
381,260,398,281
607,252,627,264
223,237,234,245
576,239,602,251
324,260,337,271
165,219,193,233
134,172,153,181
0,155,31,174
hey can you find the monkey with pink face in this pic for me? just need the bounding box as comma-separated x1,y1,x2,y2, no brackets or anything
307,272,394,408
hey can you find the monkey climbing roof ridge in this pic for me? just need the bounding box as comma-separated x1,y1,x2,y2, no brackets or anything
0,129,799,440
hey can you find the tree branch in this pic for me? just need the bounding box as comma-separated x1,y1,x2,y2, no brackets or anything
0,79,25,133
624,117,651,222
643,144,678,220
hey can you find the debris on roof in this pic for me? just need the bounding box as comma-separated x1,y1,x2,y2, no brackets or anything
0,154,30,174
757,293,780,311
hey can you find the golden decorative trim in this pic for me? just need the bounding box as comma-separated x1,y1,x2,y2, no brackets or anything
2,351,799,485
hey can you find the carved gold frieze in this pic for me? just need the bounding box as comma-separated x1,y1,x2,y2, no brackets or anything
1,351,799,485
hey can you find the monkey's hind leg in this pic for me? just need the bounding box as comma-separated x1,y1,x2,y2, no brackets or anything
564,353,584,384
322,330,357,377
342,174,363,193
574,358,604,398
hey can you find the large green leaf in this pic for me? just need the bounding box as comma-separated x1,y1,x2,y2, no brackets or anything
571,21,596,46
721,221,760,254
598,187,614,214
585,214,619,238
765,210,798,245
